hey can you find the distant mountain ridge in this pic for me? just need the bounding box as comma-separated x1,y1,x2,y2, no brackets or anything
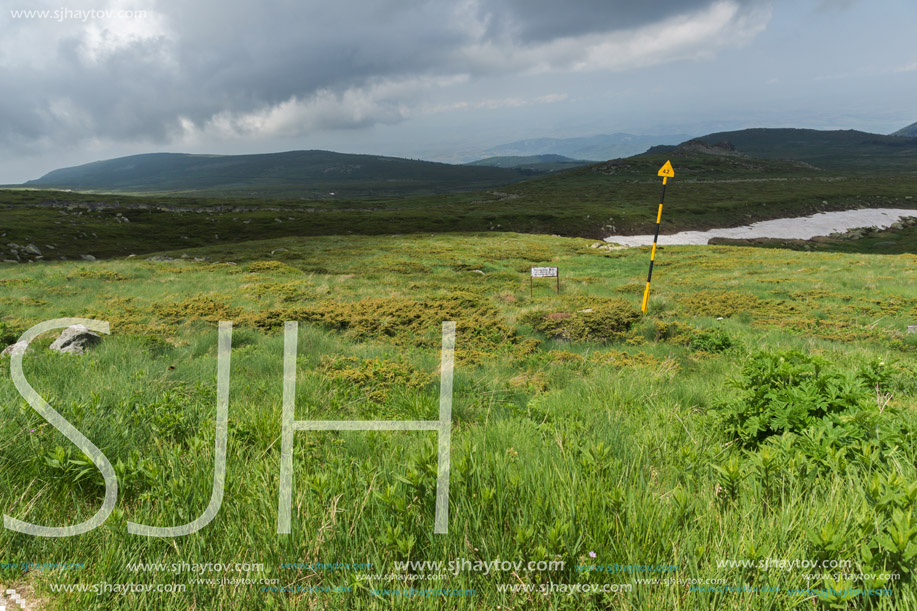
466,154,591,172
24,150,534,198
468,154,581,165
480,132,691,161
20,126,917,199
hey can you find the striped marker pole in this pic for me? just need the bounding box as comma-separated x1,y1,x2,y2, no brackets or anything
641,160,674,314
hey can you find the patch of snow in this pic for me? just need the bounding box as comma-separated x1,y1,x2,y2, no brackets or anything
605,208,917,247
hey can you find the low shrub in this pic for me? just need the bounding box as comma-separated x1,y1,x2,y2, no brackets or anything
66,268,126,281
0,320,20,345
239,292,517,355
650,320,695,344
679,289,763,317
319,355,432,403
250,281,315,303
690,328,737,353
153,295,242,322
246,260,301,274
520,299,641,343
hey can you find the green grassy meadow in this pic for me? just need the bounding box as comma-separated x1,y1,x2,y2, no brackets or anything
1,231,916,609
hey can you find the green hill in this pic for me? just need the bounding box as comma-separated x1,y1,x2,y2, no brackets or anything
4,144,915,262
3,127,917,260
22,150,533,198
675,128,917,170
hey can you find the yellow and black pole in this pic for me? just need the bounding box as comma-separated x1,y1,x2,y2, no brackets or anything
641,160,674,314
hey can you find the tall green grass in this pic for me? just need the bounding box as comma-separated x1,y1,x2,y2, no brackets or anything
1,233,915,609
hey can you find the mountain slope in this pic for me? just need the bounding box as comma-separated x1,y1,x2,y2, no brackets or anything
688,128,917,169
891,121,917,137
24,150,533,198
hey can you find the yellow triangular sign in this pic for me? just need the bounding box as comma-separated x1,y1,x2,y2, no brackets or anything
657,160,675,178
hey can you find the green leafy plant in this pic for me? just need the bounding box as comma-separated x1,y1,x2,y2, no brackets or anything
719,350,871,446
42,446,102,490
690,328,737,353
861,472,917,581
379,523,416,558
857,357,893,391
806,519,847,562
712,456,745,504
747,445,778,504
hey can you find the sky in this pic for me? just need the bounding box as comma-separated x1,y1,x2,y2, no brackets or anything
0,0,915,183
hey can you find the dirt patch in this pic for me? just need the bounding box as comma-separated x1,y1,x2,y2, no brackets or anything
0,581,48,610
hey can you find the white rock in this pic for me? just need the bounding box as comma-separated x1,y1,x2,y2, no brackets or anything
49,325,101,355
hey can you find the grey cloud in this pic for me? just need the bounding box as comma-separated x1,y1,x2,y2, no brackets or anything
0,0,770,154
472,0,762,42
815,0,860,10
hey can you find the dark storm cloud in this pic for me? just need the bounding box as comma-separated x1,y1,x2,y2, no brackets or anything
165,0,463,106
0,0,771,152
473,0,750,42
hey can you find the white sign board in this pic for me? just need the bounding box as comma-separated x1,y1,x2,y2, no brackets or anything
530,267,558,278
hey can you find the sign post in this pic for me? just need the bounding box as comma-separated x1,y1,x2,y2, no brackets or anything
530,266,559,297
641,161,674,314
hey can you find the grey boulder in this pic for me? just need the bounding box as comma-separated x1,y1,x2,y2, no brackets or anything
49,325,101,354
